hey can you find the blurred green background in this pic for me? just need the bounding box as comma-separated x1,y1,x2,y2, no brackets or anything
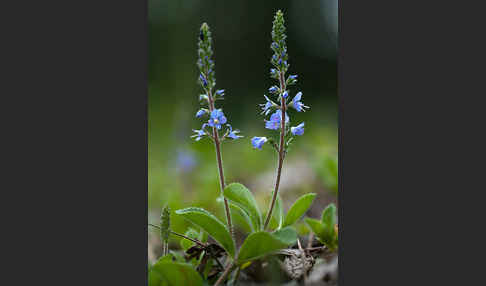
148,0,338,257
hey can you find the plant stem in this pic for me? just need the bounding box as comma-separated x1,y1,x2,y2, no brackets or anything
214,262,235,286
233,266,242,285
207,87,234,243
148,224,206,247
264,71,287,230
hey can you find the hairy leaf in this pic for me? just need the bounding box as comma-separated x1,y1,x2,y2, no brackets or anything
224,183,262,231
180,228,199,251
237,231,289,265
283,193,316,227
321,203,337,249
304,218,325,238
272,226,298,245
175,207,235,258
149,261,202,286
230,202,254,233
217,196,254,232
269,193,284,230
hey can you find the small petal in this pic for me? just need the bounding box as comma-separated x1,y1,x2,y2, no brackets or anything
199,74,207,86
220,115,227,124
196,109,206,118
251,137,267,149
227,125,243,140
291,122,305,136
265,120,279,130
265,110,289,130
269,86,279,94
293,92,302,102
291,92,309,112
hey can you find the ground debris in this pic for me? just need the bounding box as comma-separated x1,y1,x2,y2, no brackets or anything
281,249,314,280
306,256,338,286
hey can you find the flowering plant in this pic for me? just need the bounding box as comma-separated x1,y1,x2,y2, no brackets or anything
148,11,338,286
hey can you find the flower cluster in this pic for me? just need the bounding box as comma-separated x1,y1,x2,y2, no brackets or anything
251,10,309,150
192,23,242,142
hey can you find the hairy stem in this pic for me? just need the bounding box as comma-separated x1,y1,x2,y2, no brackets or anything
264,71,286,230
207,87,234,243
214,262,235,286
148,224,206,247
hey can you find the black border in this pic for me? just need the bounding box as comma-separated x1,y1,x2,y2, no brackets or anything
5,0,480,284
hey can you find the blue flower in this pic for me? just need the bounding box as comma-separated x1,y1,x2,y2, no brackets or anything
208,109,227,129
291,122,305,136
272,54,278,61
196,109,207,118
199,74,207,87
269,86,279,94
282,91,288,98
191,124,208,141
270,68,278,77
278,58,282,66
251,137,267,149
260,95,274,115
226,124,243,140
291,92,309,112
265,110,289,130
271,42,279,50
216,89,225,96
289,75,298,80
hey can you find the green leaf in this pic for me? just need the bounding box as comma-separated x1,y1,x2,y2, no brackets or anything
156,253,174,263
272,226,298,245
282,193,316,227
150,261,202,286
218,196,254,232
321,203,337,246
224,183,262,231
306,209,338,251
180,228,199,251
148,268,165,286
304,218,325,238
230,202,254,233
199,228,208,243
269,194,284,230
175,207,235,258
169,250,186,263
237,231,288,265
